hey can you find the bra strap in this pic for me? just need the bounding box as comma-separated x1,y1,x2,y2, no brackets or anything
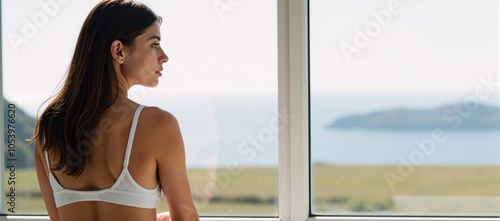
44,150,51,170
123,105,145,167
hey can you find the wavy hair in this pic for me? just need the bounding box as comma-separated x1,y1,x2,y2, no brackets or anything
32,0,162,176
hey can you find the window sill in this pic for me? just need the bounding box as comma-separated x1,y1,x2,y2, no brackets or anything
0,216,280,221
308,216,500,221
1,216,499,221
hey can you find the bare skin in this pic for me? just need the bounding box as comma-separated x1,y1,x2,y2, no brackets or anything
35,23,199,221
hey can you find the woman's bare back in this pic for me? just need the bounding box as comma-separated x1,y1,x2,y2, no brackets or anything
38,102,166,220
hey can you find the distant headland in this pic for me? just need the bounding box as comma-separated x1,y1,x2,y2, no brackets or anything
327,103,500,130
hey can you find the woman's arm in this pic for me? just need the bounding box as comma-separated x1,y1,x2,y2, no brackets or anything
151,108,199,221
34,143,60,221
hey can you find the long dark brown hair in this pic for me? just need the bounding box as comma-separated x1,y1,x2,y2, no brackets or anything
33,0,161,176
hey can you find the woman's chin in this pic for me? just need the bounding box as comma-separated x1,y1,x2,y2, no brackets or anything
143,80,160,88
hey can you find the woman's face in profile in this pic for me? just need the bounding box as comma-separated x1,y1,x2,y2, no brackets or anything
121,22,168,88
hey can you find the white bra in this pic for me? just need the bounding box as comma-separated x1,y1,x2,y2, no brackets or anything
44,105,161,209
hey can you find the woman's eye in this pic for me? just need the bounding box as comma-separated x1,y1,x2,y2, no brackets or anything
152,43,160,48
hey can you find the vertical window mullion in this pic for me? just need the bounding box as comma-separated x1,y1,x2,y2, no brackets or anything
278,0,310,221
278,0,292,220
289,0,310,219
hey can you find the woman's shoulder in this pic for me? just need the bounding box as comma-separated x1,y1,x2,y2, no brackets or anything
140,106,178,126
139,106,184,156
139,106,181,138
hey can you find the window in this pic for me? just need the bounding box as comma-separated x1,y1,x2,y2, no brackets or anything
2,0,278,216
1,0,499,220
310,0,500,216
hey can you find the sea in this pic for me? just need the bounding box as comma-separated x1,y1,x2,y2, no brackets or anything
16,93,500,168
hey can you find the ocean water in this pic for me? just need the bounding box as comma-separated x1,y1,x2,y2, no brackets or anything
16,93,500,168
154,93,499,168
310,94,500,167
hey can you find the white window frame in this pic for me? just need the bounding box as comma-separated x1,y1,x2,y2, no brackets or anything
0,0,499,220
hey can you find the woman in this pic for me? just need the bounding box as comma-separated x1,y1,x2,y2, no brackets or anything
32,1,199,220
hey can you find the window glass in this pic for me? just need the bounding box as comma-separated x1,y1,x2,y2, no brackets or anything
310,0,500,216
2,0,278,216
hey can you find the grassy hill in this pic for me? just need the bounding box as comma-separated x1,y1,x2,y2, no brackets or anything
3,98,36,168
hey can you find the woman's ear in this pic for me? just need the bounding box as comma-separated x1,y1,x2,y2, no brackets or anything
110,40,125,64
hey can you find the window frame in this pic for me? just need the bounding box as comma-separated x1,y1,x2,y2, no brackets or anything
0,0,499,220
0,0,5,214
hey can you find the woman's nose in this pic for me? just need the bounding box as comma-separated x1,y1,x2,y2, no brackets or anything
159,47,168,63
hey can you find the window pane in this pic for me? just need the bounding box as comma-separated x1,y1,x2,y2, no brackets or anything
2,0,277,216
310,0,499,216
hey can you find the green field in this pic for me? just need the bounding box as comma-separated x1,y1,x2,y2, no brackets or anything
4,165,500,215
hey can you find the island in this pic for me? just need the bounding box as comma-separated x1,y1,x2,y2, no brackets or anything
327,102,500,130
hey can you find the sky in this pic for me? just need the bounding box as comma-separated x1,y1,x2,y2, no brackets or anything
2,0,278,116
2,0,499,117
309,0,498,94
